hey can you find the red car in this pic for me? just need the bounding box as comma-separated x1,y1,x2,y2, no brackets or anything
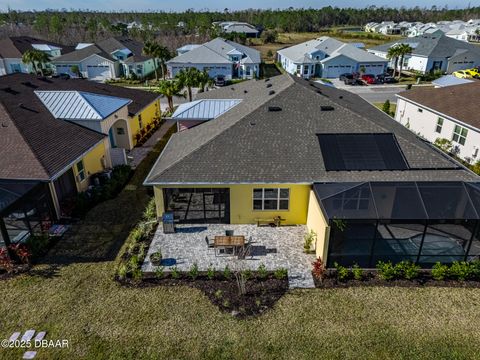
361,74,377,84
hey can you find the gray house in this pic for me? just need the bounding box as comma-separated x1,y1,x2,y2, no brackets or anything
277,37,388,79
167,38,260,80
368,31,480,74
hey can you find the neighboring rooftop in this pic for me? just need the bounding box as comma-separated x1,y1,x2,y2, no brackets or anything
168,37,261,65
53,44,115,63
35,91,131,120
369,31,480,58
432,75,474,87
172,99,242,120
277,37,386,63
145,74,477,185
397,81,480,130
0,36,74,58
97,37,151,62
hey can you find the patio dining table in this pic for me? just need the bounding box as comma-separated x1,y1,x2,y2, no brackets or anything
214,235,245,256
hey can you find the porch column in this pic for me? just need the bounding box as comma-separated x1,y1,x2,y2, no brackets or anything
48,182,61,220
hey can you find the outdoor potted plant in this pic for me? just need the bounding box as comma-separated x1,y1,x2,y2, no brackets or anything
150,251,162,266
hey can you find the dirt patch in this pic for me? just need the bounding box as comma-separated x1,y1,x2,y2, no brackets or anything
118,274,288,318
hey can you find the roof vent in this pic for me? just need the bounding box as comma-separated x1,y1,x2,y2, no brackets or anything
231,87,235,91
320,105,334,111
1,122,8,128
249,121,256,126
265,78,270,82
339,95,343,99
244,90,248,93
2,87,19,95
268,90,275,95
18,103,39,113
21,81,37,88
268,106,282,112
266,83,272,88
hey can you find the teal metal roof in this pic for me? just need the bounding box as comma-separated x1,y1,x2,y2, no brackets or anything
35,90,131,120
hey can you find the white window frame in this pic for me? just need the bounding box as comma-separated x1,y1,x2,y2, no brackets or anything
253,188,290,211
76,160,86,182
452,125,468,146
435,117,443,134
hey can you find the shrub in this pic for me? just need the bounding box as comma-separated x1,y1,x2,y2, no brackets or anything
257,263,268,279
155,266,164,279
352,263,363,281
132,268,143,281
171,266,180,279
376,261,398,281
9,244,31,264
138,243,147,261
117,263,128,279
303,230,316,253
242,269,253,280
470,260,480,280
431,262,449,281
396,261,420,280
149,251,162,265
449,261,471,281
207,264,215,280
189,263,199,280
334,262,350,281
128,255,139,272
312,257,326,280
143,198,157,221
25,233,50,259
0,248,13,273
274,268,288,280
223,265,232,279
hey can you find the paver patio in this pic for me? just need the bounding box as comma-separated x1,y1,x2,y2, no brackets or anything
142,224,316,288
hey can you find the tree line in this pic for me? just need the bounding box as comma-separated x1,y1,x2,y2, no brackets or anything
2,6,480,43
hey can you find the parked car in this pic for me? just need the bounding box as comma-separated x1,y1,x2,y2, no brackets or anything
52,73,71,80
339,73,351,81
376,74,398,84
452,70,471,79
215,75,226,87
344,76,365,86
361,74,377,84
464,68,480,78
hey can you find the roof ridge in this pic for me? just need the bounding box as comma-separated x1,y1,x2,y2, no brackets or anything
77,91,104,119
0,100,50,178
153,77,295,179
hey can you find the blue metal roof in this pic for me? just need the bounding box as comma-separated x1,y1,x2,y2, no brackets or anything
35,90,131,120
172,99,241,120
432,75,474,88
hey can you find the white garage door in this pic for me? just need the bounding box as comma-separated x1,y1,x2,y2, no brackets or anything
87,65,111,81
323,64,353,78
362,64,385,75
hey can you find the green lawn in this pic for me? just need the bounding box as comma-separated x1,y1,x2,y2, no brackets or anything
374,102,397,117
1,123,480,359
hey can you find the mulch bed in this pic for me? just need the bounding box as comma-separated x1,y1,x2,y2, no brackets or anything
118,274,289,318
313,270,480,288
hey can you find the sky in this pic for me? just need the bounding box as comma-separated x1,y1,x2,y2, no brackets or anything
2,0,479,12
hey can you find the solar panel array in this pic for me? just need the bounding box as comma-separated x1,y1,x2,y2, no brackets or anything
318,133,410,171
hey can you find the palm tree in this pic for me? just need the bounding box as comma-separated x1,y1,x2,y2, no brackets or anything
22,49,51,76
176,67,200,101
156,45,172,80
143,42,160,81
386,46,400,78
197,69,213,92
154,80,184,113
396,44,413,80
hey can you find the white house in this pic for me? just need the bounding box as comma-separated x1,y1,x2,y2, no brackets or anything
52,37,156,81
167,38,260,80
368,31,480,74
0,36,73,76
395,82,480,164
277,37,388,79
213,21,259,37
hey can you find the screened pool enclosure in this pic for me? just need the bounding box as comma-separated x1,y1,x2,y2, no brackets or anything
313,182,480,268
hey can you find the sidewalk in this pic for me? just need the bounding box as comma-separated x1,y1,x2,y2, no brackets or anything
127,119,175,169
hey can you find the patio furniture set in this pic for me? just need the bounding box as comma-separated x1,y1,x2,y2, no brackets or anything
205,230,253,258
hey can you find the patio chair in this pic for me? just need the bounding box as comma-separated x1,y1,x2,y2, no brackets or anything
238,243,253,260
205,236,214,248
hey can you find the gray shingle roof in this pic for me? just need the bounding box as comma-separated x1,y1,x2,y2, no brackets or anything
52,44,115,63
369,31,480,58
167,37,260,66
145,74,477,185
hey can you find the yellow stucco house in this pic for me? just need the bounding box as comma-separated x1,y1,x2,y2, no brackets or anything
0,73,161,221
145,74,480,268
